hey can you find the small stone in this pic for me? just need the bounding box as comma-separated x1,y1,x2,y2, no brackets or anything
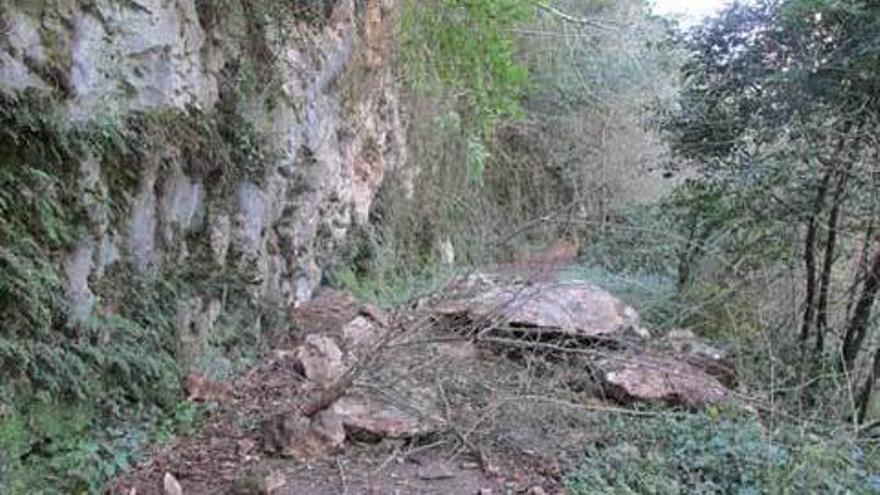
478,489,493,495
265,471,287,493
417,460,455,480
163,472,182,495
184,373,231,403
237,437,257,456
528,486,547,495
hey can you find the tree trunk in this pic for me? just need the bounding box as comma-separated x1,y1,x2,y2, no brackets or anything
856,344,880,423
800,169,833,346
842,241,880,372
677,223,699,293
814,169,850,356
846,226,873,322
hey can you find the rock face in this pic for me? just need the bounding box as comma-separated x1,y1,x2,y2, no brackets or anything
0,0,406,371
434,277,641,339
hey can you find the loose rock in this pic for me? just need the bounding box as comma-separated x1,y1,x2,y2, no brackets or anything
660,329,736,387
297,334,346,387
184,373,232,403
262,409,346,459
163,472,183,495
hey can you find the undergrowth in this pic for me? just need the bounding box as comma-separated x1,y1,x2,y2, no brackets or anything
328,225,460,307
566,412,880,494
0,399,203,494
400,0,532,180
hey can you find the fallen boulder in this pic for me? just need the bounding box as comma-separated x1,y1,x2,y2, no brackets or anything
262,409,346,459
599,352,731,408
434,277,640,339
296,334,346,387
292,289,362,335
332,388,445,439
659,329,736,387
341,314,384,356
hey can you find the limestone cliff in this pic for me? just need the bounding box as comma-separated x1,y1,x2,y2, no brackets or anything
0,0,405,374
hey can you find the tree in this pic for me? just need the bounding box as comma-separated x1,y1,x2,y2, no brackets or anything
662,0,880,418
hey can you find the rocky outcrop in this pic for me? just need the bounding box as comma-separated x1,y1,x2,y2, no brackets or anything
0,0,406,372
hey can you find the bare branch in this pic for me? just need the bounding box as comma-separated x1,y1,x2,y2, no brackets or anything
535,2,620,30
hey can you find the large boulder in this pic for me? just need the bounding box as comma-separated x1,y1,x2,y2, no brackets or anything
434,277,640,339
332,388,445,439
598,352,731,408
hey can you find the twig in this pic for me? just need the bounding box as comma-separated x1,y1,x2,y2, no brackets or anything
535,3,620,30
336,456,349,495
500,395,690,418
374,442,403,474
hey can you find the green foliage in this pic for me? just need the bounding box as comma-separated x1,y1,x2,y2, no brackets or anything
0,400,152,494
400,0,532,156
566,413,880,494
401,0,532,122
154,401,204,444
0,398,206,494
329,236,458,308
660,0,880,412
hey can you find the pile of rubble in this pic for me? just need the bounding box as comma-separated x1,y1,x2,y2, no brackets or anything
124,273,740,494
254,274,737,459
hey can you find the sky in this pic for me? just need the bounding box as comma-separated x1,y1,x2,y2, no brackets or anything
652,0,730,25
